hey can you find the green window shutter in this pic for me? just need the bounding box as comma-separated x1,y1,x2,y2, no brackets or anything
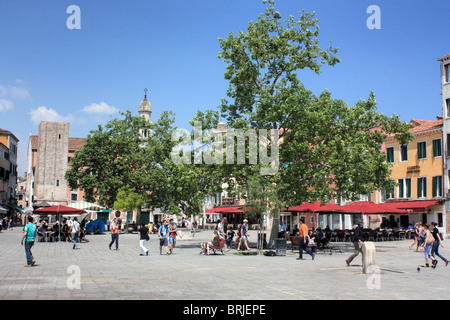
398,179,404,198
418,142,427,159
432,177,437,197
406,178,411,198
418,178,422,198
386,147,394,163
433,139,442,157
423,177,427,197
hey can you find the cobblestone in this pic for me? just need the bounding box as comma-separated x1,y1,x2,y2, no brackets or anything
1,227,449,300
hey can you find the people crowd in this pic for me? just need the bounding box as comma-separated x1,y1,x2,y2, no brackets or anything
8,212,450,272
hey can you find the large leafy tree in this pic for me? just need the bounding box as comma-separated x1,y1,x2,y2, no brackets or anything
194,0,412,245
65,110,206,223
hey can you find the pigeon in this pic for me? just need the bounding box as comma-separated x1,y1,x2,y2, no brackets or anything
417,266,420,272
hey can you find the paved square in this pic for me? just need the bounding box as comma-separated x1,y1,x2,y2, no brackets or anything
1,227,449,300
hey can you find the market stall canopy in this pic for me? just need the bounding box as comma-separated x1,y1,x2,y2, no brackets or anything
34,205,86,215
67,201,106,211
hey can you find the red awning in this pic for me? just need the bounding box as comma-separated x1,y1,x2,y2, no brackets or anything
205,206,244,214
288,201,329,212
381,200,441,213
343,201,407,215
33,205,86,215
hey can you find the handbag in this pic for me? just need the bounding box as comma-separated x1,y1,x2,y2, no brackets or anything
426,231,434,245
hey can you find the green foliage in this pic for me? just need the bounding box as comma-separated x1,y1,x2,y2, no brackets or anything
113,186,143,212
65,110,207,221
194,0,413,220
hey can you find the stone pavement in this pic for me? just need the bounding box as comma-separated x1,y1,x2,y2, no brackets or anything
0,226,449,300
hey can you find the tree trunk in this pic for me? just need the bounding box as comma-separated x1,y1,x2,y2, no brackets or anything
136,205,142,224
268,215,279,249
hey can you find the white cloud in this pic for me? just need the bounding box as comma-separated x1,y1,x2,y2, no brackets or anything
8,86,29,99
0,84,29,99
29,106,74,125
81,102,119,115
0,99,13,112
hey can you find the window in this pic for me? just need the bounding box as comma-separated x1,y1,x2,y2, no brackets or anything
447,98,450,118
398,178,412,198
418,177,427,198
71,193,78,201
432,176,443,198
4,152,9,161
386,147,394,163
433,139,442,157
445,64,450,83
385,185,395,199
56,180,60,187
400,145,408,162
398,179,404,198
417,141,427,159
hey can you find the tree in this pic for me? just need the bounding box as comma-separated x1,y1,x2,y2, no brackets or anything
194,0,413,247
65,110,207,223
113,186,143,214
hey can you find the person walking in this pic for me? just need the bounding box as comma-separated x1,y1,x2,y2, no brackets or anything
139,224,149,256
430,222,448,267
158,220,170,255
297,218,315,260
21,215,37,267
237,219,251,251
421,224,436,268
345,219,364,266
71,217,80,250
168,219,181,254
109,217,119,250
409,222,421,251
278,220,286,239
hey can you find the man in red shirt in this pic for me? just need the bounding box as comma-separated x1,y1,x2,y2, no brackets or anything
297,218,315,260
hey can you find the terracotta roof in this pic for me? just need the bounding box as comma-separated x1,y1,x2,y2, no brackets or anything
438,53,450,62
30,135,86,151
0,128,19,142
68,137,86,151
30,135,38,149
386,117,442,138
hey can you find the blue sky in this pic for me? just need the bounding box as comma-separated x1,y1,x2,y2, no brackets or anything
0,0,449,174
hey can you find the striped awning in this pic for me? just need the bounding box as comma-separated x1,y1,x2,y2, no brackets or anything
67,201,105,211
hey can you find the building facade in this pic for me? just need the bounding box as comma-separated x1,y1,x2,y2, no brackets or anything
439,53,450,235
0,129,19,208
25,122,86,208
383,117,445,232
0,142,9,209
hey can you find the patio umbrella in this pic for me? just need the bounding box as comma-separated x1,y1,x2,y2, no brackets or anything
34,205,87,242
287,201,324,212
342,201,407,214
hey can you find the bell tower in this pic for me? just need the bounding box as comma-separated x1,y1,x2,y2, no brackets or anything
139,88,152,139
